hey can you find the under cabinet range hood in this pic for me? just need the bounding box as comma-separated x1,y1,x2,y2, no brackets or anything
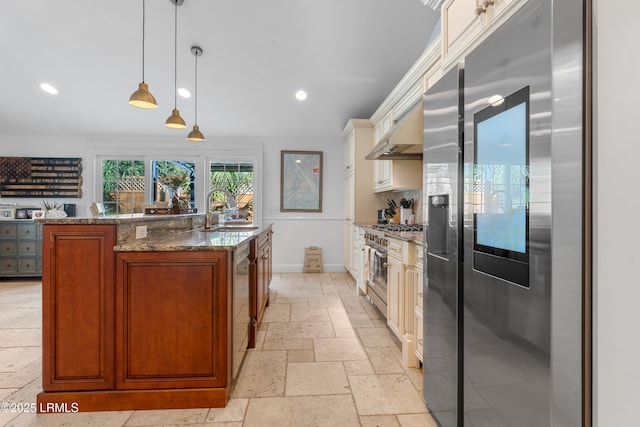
366,101,423,160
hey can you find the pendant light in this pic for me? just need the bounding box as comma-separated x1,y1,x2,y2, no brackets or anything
129,0,157,108
165,0,186,128
187,46,205,142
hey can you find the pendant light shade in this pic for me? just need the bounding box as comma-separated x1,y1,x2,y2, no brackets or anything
166,108,187,128
187,125,205,141
165,0,186,128
129,0,157,108
129,82,157,109
187,46,205,142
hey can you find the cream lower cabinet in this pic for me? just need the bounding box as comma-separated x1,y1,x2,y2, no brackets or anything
387,248,404,339
350,225,360,284
413,245,424,364
403,240,423,368
388,236,422,368
355,227,368,296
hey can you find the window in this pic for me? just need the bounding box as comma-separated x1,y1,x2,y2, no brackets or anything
152,160,196,208
101,159,145,215
97,149,261,220
209,162,254,222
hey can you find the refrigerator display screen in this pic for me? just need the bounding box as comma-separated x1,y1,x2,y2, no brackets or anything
473,86,529,285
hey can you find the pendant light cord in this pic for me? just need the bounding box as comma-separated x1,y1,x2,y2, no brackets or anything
194,52,198,124
141,0,146,82
173,0,178,108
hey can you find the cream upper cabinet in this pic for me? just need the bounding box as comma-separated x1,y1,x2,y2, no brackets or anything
441,0,525,71
374,159,422,193
372,107,423,193
344,130,356,175
342,119,377,224
373,160,391,191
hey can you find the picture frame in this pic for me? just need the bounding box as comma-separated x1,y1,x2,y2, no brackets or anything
0,203,16,220
15,208,29,219
26,208,39,219
280,150,323,212
31,210,46,220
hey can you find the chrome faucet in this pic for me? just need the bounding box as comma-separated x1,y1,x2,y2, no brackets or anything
205,188,236,229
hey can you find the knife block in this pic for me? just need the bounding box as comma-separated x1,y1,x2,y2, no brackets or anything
400,208,412,224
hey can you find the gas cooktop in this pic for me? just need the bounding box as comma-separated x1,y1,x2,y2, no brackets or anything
371,223,423,232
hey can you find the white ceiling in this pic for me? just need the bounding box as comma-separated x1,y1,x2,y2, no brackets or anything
0,0,439,141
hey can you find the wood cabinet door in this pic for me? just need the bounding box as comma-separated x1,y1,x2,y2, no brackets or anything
115,251,230,390
256,239,269,323
267,230,273,285
42,224,116,391
248,228,272,348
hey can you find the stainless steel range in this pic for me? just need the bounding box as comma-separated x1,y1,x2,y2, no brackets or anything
364,227,388,317
364,223,423,317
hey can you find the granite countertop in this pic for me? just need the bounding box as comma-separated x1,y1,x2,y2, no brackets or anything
354,223,424,245
114,224,271,252
36,213,203,225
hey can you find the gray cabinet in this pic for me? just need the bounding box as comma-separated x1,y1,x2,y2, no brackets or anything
0,220,42,277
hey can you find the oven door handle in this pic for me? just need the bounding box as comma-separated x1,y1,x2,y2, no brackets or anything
374,250,387,258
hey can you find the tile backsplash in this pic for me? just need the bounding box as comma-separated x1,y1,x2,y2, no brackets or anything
375,189,423,224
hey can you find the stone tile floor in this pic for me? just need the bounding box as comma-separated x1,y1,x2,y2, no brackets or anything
0,273,438,426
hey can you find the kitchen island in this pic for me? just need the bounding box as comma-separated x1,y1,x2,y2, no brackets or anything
35,214,272,412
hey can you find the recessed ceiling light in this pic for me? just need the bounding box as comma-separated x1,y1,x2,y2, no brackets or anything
295,90,308,101
178,88,191,98
40,83,58,95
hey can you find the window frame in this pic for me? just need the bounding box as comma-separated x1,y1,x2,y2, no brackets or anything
93,146,263,222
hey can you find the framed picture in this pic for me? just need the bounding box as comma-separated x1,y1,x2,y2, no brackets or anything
31,210,46,220
0,203,16,220
280,150,323,212
15,208,29,219
0,208,15,220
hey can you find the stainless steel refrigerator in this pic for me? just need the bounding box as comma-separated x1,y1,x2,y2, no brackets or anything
422,0,587,426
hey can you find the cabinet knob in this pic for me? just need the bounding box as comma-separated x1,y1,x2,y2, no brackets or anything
383,262,389,267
